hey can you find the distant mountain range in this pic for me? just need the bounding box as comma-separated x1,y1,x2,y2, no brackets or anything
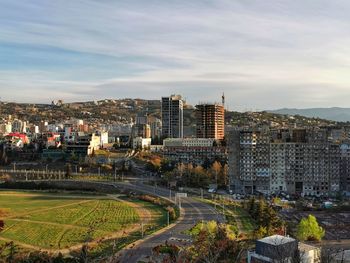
268,108,350,122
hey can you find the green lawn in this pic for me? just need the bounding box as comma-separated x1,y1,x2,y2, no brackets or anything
198,198,256,236
232,206,256,232
0,191,157,250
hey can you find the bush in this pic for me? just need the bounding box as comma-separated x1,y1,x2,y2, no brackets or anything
296,214,325,241
166,206,176,220
138,195,178,222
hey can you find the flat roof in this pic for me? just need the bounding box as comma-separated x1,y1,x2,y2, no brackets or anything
258,235,296,245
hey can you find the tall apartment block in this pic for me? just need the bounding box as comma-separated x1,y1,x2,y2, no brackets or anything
195,103,225,140
161,95,183,138
228,128,344,196
340,143,350,192
228,130,270,194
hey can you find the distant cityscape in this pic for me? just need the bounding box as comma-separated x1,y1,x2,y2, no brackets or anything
0,95,350,262
0,95,349,197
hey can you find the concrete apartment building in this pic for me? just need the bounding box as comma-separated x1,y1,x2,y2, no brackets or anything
228,128,344,196
161,95,183,138
163,138,227,165
228,130,270,194
148,116,162,141
340,142,350,192
195,103,225,140
65,132,101,156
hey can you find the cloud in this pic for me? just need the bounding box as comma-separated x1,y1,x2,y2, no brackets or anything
1,0,350,109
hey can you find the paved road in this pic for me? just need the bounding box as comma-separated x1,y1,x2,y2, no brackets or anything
114,181,224,263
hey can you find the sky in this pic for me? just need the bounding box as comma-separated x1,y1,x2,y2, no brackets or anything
1,0,350,110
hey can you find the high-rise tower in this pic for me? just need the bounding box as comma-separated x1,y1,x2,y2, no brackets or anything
195,103,225,140
161,95,183,138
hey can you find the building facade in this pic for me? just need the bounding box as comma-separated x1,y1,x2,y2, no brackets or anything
195,103,225,140
340,143,350,192
161,95,183,138
228,128,343,196
163,138,226,165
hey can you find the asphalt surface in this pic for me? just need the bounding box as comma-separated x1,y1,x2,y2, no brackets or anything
114,181,224,263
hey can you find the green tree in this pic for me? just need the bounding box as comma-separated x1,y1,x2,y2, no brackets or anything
248,196,256,215
297,214,325,241
254,226,268,239
255,198,266,224
160,159,173,173
184,221,245,262
264,205,283,234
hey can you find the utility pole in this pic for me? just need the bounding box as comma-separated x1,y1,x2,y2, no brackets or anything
114,168,117,182
167,211,170,226
201,188,203,199
141,222,144,238
169,188,172,200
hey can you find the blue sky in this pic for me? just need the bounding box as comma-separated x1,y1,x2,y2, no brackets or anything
1,0,350,110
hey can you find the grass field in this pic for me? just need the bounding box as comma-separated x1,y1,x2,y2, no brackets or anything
0,191,163,251
198,198,256,236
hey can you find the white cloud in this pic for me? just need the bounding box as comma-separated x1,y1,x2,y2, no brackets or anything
1,0,350,109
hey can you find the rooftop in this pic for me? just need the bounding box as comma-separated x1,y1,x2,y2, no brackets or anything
258,235,296,246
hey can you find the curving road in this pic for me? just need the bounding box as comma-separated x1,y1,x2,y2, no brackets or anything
114,181,224,263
